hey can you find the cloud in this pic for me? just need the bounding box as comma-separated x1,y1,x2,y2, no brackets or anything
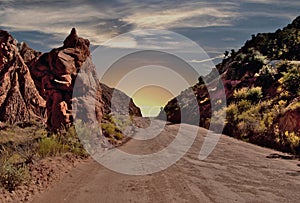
244,0,300,6
103,35,138,48
0,0,239,46
0,0,298,54
0,0,133,46
190,54,225,63
122,2,237,29
101,29,194,51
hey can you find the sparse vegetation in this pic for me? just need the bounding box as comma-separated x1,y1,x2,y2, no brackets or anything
0,143,31,192
37,124,89,158
101,114,126,144
233,87,263,103
224,60,300,153
281,131,300,154
0,160,29,192
0,122,92,191
281,65,300,95
162,16,300,155
37,137,64,158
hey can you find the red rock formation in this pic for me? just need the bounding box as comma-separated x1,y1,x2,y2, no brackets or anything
30,28,102,131
0,29,142,132
0,30,46,124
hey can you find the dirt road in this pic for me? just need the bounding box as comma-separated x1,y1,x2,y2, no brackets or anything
31,123,300,203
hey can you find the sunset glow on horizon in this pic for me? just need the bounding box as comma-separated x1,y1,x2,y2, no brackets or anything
131,85,175,117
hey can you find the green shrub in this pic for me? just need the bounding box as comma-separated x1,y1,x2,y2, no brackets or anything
0,164,28,192
234,87,262,103
101,123,116,135
0,122,91,192
55,124,88,157
0,154,29,192
281,65,300,95
38,125,89,158
37,137,64,158
117,117,132,131
114,132,124,140
252,51,268,65
237,99,252,112
225,103,238,130
101,122,124,141
225,97,280,139
283,131,300,153
247,87,263,102
256,64,277,86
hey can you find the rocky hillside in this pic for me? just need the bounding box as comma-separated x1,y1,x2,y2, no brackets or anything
101,83,142,117
159,16,300,154
0,30,46,124
0,29,141,132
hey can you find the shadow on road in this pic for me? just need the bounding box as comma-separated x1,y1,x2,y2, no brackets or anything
286,171,300,176
266,153,299,160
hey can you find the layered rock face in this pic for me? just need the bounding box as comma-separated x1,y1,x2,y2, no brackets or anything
30,28,103,131
0,30,46,124
0,28,142,132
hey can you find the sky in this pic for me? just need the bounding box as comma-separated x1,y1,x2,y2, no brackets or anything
0,0,299,116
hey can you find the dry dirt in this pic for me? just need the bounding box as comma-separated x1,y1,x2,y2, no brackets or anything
0,154,87,203
30,122,300,203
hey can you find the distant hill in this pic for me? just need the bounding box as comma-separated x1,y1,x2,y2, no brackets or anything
159,16,300,154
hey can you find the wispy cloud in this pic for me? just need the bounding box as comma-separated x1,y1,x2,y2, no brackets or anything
244,0,300,7
0,5,122,44
0,0,238,46
190,54,225,63
0,0,298,54
121,4,238,29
